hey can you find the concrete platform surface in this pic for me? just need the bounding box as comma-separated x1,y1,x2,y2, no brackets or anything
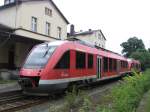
0,82,21,93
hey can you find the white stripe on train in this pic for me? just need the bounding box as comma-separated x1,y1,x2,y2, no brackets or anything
39,71,131,85
39,75,97,84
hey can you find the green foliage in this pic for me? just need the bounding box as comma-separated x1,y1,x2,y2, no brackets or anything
79,94,92,112
65,86,80,109
130,51,150,70
148,48,150,52
111,69,150,112
120,37,145,57
49,70,150,112
60,86,93,112
96,106,112,112
145,91,150,112
0,80,16,84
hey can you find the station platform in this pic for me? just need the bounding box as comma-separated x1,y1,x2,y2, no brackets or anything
0,82,21,93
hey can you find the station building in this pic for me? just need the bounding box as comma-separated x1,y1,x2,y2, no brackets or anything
68,25,106,49
0,0,69,70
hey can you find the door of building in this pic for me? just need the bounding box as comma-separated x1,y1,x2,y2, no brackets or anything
8,45,15,69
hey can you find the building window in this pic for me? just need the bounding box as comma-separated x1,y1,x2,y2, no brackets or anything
98,33,102,40
55,51,70,69
45,7,52,17
88,54,93,68
31,17,37,32
45,22,50,36
5,0,14,4
57,27,62,39
76,51,86,69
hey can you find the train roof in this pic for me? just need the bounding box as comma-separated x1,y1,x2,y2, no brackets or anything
45,40,127,61
128,58,140,64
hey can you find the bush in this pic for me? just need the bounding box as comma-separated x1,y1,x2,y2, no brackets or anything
111,69,150,112
79,94,92,112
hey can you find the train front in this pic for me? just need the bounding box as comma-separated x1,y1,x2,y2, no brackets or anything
18,42,60,95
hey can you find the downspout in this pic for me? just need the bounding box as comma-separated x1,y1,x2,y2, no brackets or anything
15,0,18,29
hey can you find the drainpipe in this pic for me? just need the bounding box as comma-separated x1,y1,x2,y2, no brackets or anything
15,0,19,29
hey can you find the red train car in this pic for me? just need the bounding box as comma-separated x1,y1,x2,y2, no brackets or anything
128,59,141,72
18,40,141,95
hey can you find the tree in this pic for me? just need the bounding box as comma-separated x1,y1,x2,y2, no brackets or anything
130,51,150,70
120,37,145,57
148,48,150,52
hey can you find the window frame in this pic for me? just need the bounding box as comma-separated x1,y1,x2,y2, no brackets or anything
45,7,52,17
31,17,37,32
55,50,70,69
45,22,51,36
113,59,117,71
76,51,86,69
109,58,113,72
57,27,62,39
103,57,108,72
88,54,93,69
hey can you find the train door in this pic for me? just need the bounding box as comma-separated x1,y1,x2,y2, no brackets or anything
97,56,102,79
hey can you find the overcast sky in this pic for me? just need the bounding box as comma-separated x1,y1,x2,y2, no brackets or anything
0,0,150,54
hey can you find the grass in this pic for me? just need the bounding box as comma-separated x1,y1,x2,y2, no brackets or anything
49,69,150,112
96,69,150,112
49,86,94,112
0,80,17,84
142,90,150,112
134,89,150,112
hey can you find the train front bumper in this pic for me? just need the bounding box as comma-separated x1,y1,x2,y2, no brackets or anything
18,78,68,95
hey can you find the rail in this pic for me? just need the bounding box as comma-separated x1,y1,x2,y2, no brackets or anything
0,90,47,112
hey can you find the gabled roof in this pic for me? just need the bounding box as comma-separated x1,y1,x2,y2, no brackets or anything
0,0,69,24
69,29,106,40
72,31,93,36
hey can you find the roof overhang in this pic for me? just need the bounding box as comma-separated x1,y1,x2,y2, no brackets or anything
0,23,14,32
0,30,43,44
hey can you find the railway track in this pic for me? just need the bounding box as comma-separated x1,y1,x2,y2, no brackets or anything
0,90,48,112
0,78,122,112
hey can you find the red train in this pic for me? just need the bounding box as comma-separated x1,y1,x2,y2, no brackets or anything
18,40,141,95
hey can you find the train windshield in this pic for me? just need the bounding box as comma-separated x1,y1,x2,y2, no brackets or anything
23,44,56,69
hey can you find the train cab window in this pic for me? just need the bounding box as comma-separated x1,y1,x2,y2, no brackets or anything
23,45,56,69
88,54,93,68
109,58,113,71
103,57,108,72
76,51,86,69
55,51,70,69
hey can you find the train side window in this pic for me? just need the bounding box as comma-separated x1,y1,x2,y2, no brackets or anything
126,61,128,68
88,54,93,68
55,51,70,69
109,58,113,71
113,59,117,71
76,51,86,69
103,57,108,72
121,61,124,68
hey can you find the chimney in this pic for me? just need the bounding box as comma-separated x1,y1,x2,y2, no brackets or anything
70,24,75,36
80,30,83,32
89,29,92,32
